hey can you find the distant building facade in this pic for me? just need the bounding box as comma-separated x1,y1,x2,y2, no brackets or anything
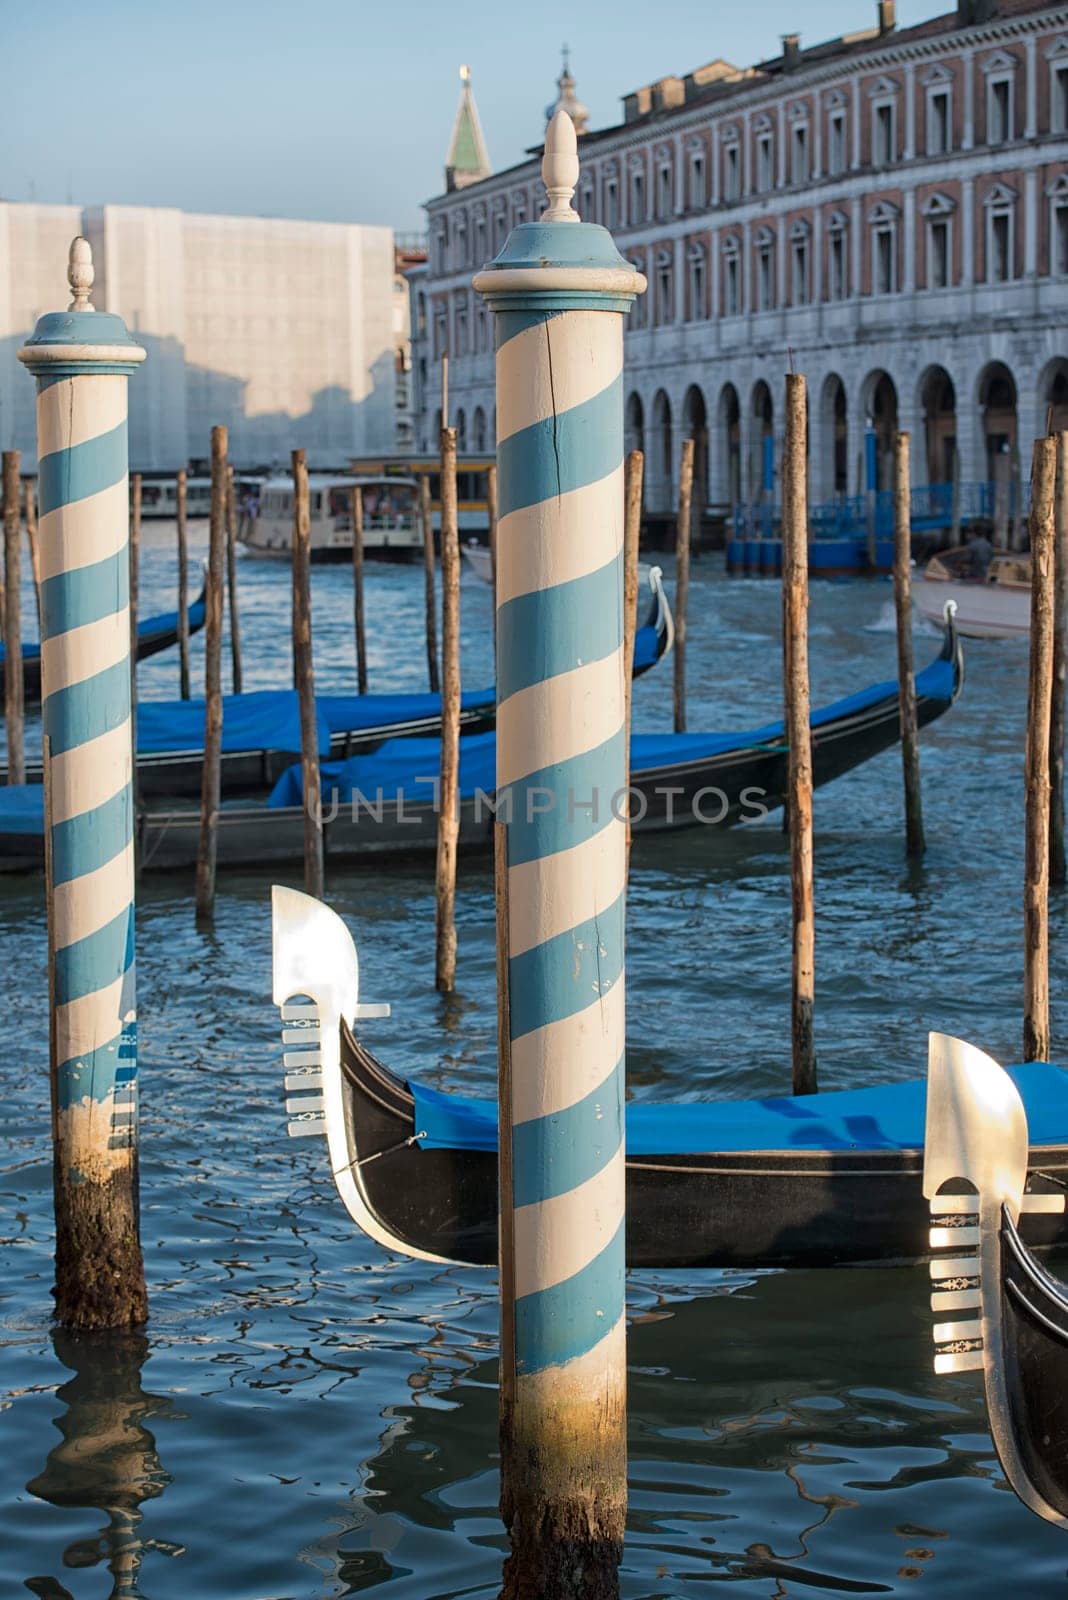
0,202,398,470
413,1,1068,522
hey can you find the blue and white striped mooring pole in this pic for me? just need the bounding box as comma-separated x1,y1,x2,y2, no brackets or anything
19,240,148,1330
474,111,645,1596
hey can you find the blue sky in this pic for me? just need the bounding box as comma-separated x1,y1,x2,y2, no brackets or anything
2,0,943,232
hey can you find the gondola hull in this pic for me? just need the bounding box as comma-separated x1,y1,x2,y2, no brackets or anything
338,1024,1068,1270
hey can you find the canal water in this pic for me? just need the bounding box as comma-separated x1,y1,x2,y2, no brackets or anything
3,524,1068,1598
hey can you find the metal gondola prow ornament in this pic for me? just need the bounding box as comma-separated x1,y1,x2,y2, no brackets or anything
923,1032,1068,1527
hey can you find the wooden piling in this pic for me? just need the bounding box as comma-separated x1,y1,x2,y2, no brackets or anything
486,461,499,660
24,477,41,636
292,449,324,898
1051,433,1068,889
3,452,24,785
225,464,243,694
435,426,460,992
194,427,228,921
129,473,141,810
419,474,440,695
1024,435,1057,1062
950,447,962,547
623,450,644,861
673,437,695,734
893,433,925,858
176,468,191,699
351,484,368,693
783,374,817,1096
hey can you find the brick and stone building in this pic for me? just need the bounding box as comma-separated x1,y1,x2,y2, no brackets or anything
412,1,1068,528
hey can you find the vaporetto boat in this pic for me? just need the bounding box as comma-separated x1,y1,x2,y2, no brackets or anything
240,474,423,561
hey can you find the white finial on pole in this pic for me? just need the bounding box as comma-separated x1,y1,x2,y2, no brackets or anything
67,236,95,312
541,107,580,223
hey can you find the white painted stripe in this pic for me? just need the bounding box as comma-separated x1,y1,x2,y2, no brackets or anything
53,842,134,948
514,1144,625,1298
516,1314,626,1392
497,465,623,608
49,719,133,826
41,607,131,695
38,476,130,585
496,313,622,445
508,819,626,958
497,648,625,791
55,970,135,1072
510,980,625,1127
38,374,128,456
38,477,129,583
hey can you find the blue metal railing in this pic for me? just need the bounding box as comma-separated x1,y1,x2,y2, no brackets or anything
731,480,1031,542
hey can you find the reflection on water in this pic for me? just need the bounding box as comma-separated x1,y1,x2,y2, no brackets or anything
25,1331,180,1599
4,540,1068,1596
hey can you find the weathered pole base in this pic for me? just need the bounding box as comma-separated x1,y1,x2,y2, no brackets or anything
499,1348,626,1600
53,1169,147,1330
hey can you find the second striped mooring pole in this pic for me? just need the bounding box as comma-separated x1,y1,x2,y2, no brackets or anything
18,238,148,1328
474,108,645,1600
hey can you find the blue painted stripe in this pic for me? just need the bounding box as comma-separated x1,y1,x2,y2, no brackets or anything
40,549,128,642
38,421,127,517
512,1058,624,1208
55,1019,137,1111
54,905,134,1008
498,554,622,703
51,787,133,888
514,1220,625,1376
504,723,626,869
497,376,622,519
508,890,624,1043
44,658,131,758
496,308,563,350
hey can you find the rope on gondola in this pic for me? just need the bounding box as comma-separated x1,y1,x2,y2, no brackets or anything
336,1130,427,1176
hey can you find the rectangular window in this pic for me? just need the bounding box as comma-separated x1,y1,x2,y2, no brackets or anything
632,171,645,224
875,228,894,294
690,152,705,209
757,132,774,192
829,111,846,175
690,258,705,317
658,165,673,218
791,125,809,186
724,143,740,201
604,180,618,231
928,89,951,155
990,78,1011,144
725,254,739,314
874,103,896,166
758,246,773,310
657,265,672,321
1057,205,1068,275
792,240,809,304
829,233,847,300
929,219,950,288
991,211,1011,280
1055,65,1068,134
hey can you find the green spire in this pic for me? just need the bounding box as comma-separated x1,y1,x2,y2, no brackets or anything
446,65,491,191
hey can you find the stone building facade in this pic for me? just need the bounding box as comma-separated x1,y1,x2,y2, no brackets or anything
413,0,1068,521
0,202,398,470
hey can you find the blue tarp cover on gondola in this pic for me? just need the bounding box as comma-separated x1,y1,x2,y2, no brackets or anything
409,1061,1068,1156
268,651,958,809
0,784,44,835
0,592,207,665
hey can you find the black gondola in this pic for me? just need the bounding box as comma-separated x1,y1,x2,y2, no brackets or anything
924,1034,1068,1527
0,579,207,706
272,890,1068,1272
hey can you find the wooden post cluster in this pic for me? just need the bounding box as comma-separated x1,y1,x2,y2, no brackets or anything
18,237,148,1328
176,468,191,699
473,109,645,1600
435,426,460,992
1023,436,1057,1062
419,475,440,694
226,464,243,695
1051,432,1068,890
292,449,324,898
783,373,817,1096
892,433,925,858
673,437,695,734
195,426,228,921
351,484,368,693
2,451,23,785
